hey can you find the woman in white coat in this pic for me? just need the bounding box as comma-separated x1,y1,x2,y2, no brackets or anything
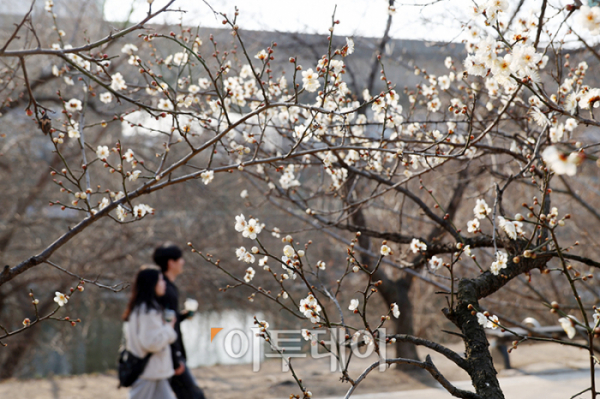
123,265,178,399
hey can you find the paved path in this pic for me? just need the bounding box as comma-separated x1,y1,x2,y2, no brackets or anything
318,369,598,399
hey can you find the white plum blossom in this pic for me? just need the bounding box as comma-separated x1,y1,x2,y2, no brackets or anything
564,93,578,114
54,291,68,306
158,99,174,111
124,149,135,163
255,49,268,60
490,251,508,275
429,256,443,271
316,261,326,270
483,0,508,23
530,107,550,128
299,293,321,323
301,329,313,341
65,98,82,112
549,124,564,143
473,199,492,219
99,197,110,210
259,256,269,269
410,238,427,253
565,118,578,131
243,252,255,263
133,204,154,218
301,68,320,93
427,97,441,112
542,146,582,176
236,246,247,261
110,72,127,91
579,5,600,35
280,165,301,189
244,267,256,283
242,218,262,240
509,44,542,78
121,44,138,55
391,303,400,318
172,52,189,66
255,320,269,332
464,54,488,77
438,75,450,90
236,247,255,263
240,189,249,199
467,218,480,233
488,315,499,329
240,64,253,79
113,191,125,201
380,245,392,256
578,88,600,110
128,55,141,66
67,122,80,138
129,170,141,181
201,170,214,185
100,92,113,104
477,312,500,329
235,214,247,232
476,312,488,327
558,317,576,339
348,299,359,311
444,56,453,69
96,145,110,160
346,37,354,55
498,216,523,240
198,78,211,90
282,245,295,264
115,205,126,221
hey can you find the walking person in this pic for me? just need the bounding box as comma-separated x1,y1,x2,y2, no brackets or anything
123,265,178,399
153,243,207,399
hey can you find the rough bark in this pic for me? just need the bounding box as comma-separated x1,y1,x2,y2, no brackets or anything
443,238,550,398
450,279,504,399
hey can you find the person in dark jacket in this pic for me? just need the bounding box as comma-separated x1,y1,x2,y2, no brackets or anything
153,243,206,399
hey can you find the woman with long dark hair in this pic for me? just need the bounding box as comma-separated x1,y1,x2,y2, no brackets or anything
123,265,178,399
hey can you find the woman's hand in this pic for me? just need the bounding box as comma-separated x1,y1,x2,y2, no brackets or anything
174,362,185,375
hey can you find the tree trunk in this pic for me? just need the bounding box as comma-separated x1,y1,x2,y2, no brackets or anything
349,205,419,360
349,187,420,363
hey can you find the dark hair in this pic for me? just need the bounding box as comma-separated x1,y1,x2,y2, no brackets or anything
122,265,163,321
153,242,183,273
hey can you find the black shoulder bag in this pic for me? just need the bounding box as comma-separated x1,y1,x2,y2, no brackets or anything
118,309,152,388
118,349,152,388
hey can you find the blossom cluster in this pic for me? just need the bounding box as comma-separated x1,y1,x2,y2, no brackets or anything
299,293,321,323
